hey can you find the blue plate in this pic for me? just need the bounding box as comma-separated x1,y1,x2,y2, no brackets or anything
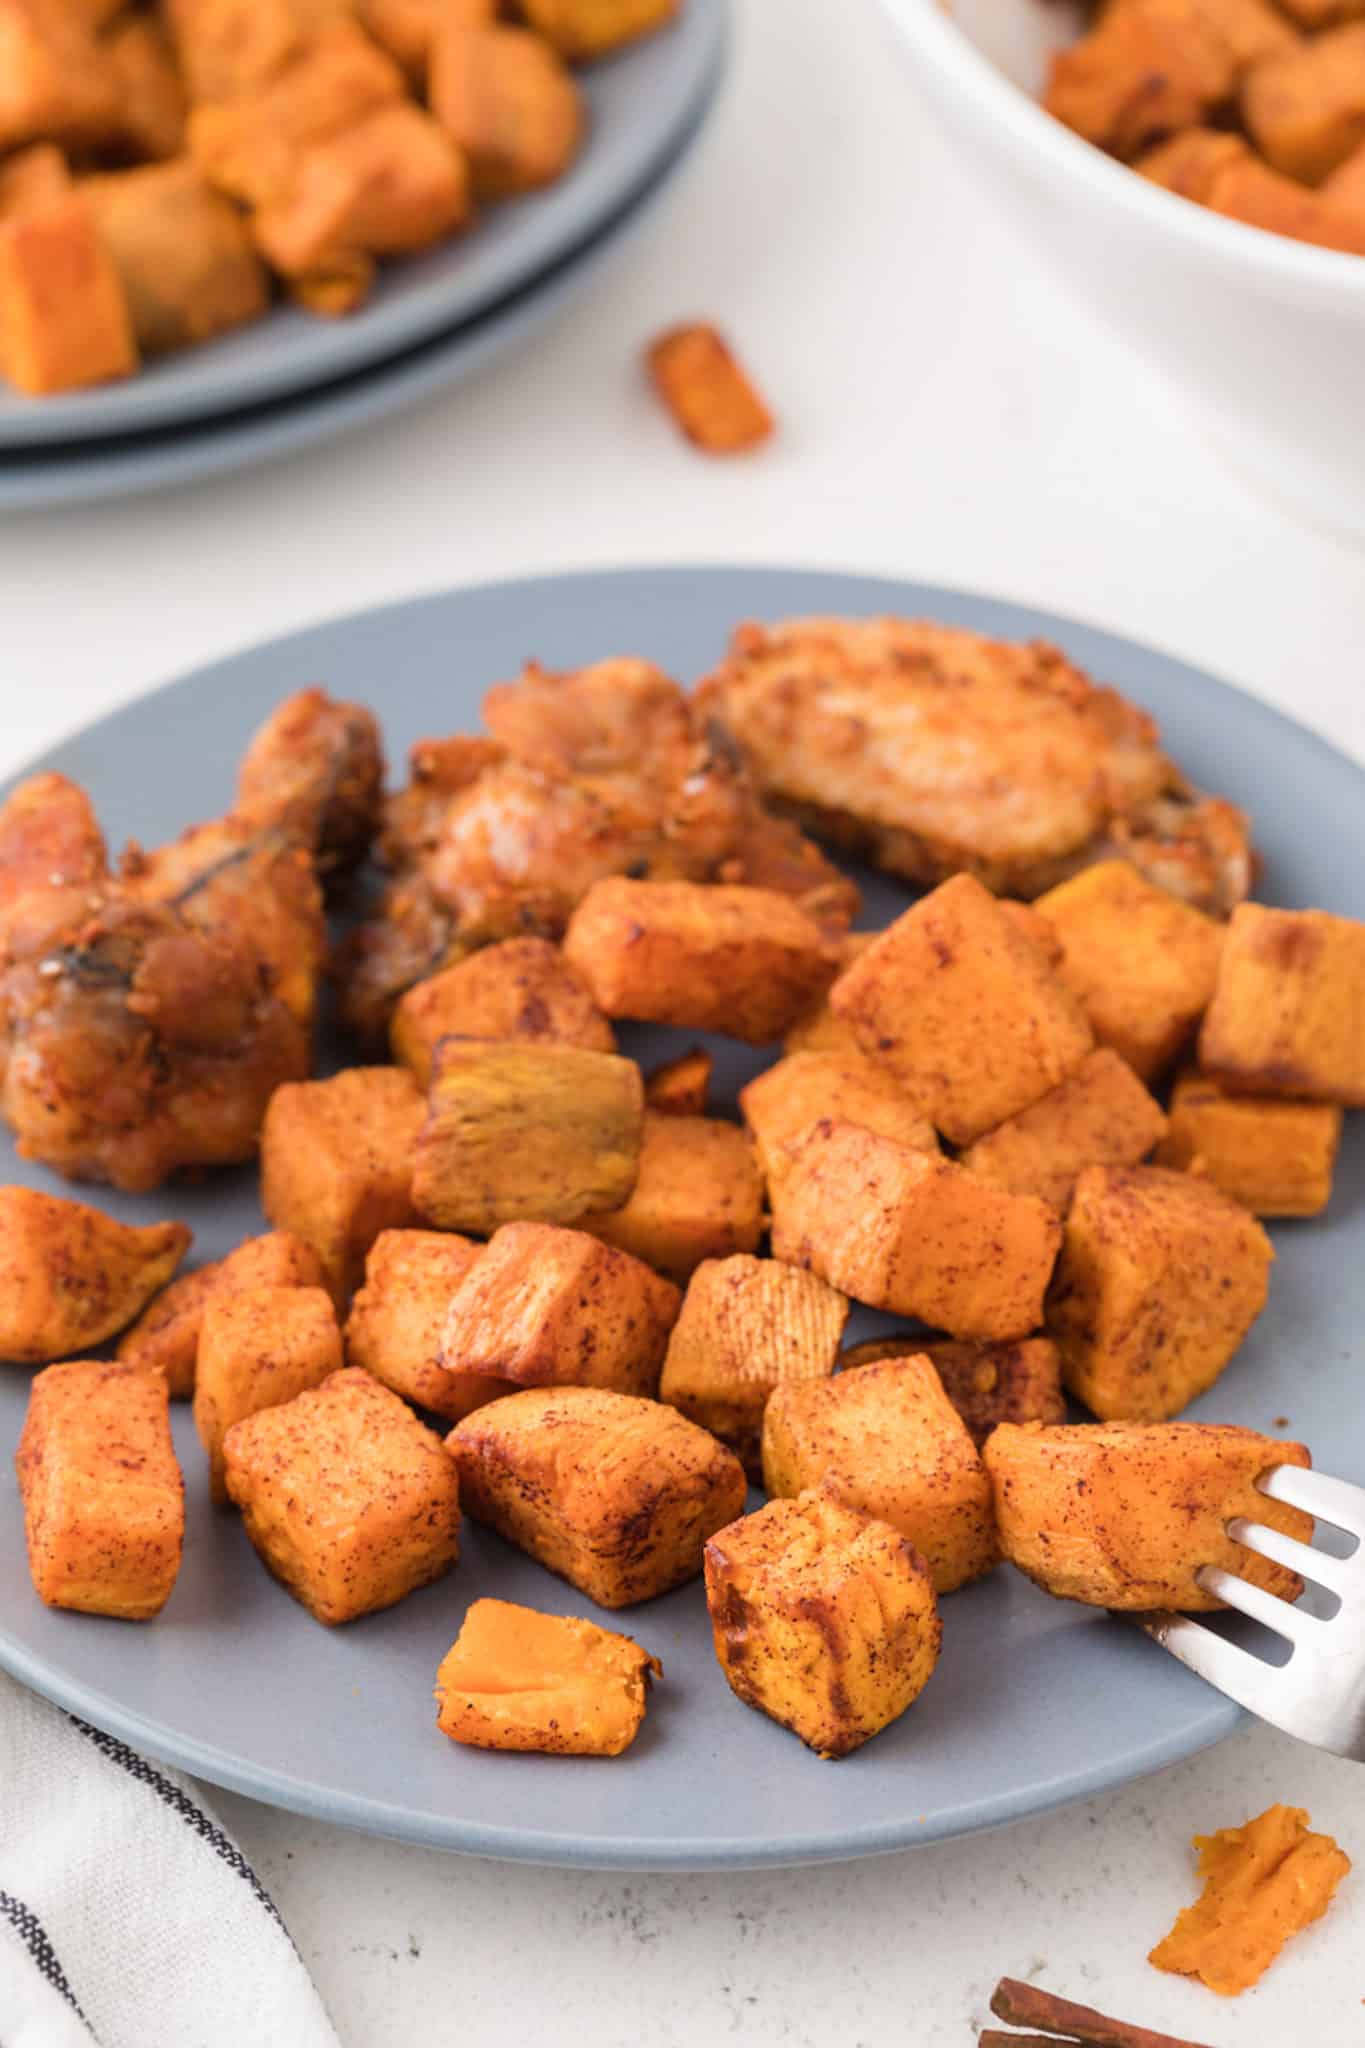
0,567,1360,1870
0,0,724,450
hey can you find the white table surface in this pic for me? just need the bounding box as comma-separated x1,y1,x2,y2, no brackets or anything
4,2,1365,2042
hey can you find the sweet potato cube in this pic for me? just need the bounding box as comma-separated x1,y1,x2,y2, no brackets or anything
1199,903,1365,1105
262,1066,424,1302
412,1037,642,1232
103,16,187,160
1139,125,1365,249
704,1490,940,1758
1191,0,1302,68
345,1228,500,1420
783,932,877,1056
1243,24,1365,182
0,196,137,395
0,142,69,220
646,324,775,455
960,1047,1168,1211
659,1255,847,1476
391,936,614,1086
115,1227,326,1398
741,1050,938,1193
0,1188,189,1364
1043,0,1236,158
1155,1070,1342,1217
83,161,268,357
831,874,1093,1144
1049,1164,1274,1421
763,1355,997,1593
563,877,838,1046
840,1334,1067,1445
984,1420,1312,1610
253,102,470,278
434,1597,660,1756
195,1284,342,1502
451,1385,746,1607
520,0,679,62
644,1046,712,1116
770,1119,1061,1342
579,1112,764,1281
16,1361,183,1620
224,1367,460,1624
361,0,496,81
429,23,581,197
0,0,120,154
165,0,364,104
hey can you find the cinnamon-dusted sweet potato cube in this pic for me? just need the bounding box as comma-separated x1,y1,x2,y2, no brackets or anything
1048,1164,1273,1421
0,142,69,220
116,1227,327,1398
1198,903,1365,1105
762,1355,997,1594
224,1367,461,1624
103,15,187,160
1137,125,1365,250
563,877,839,1046
985,1420,1312,1610
361,0,496,81
831,874,1093,1145
646,324,775,455
83,161,268,357
195,1284,342,1502
435,1598,660,1756
770,1120,1061,1342
411,1037,643,1232
429,23,581,198
704,1490,941,1758
1191,0,1302,68
0,1187,189,1364
345,1228,502,1420
1243,23,1365,182
451,1385,746,1607
262,1066,425,1302
165,0,363,104
520,0,679,62
16,1361,183,1620
840,1335,1067,1445
960,1047,1168,1211
659,1255,847,1476
0,196,137,395
0,0,120,153
740,1049,938,1193
998,897,1064,966
391,937,614,1086
1043,0,1236,159
441,1221,680,1397
1155,1070,1343,1217
579,1112,764,1282
783,932,877,1056
645,1046,712,1116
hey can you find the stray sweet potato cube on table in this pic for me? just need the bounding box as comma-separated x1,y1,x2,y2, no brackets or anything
82,162,268,357
704,1490,941,1758
262,1066,425,1302
1043,0,1236,159
451,1385,747,1608
0,196,137,396
959,1047,1168,1211
740,1050,938,1193
579,1111,764,1282
646,324,775,454
763,1355,997,1593
194,1284,342,1502
839,1334,1067,1445
360,0,497,82
644,1046,712,1116
116,1227,326,1398
520,0,679,62
17,1361,183,1620
1199,903,1365,1105
345,1228,502,1420
429,23,581,197
985,1420,1312,1610
224,1366,461,1625
0,1188,189,1365
1243,24,1365,182
1156,1070,1342,1216
0,143,70,221
391,936,614,1085
435,1597,661,1756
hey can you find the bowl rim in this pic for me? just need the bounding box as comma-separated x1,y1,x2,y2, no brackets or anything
876,0,1365,308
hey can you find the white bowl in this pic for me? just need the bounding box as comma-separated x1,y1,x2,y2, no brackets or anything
876,0,1365,539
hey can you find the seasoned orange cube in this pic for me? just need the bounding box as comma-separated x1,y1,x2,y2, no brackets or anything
1156,1071,1342,1217
840,1334,1067,1446
83,161,268,357
960,1047,1168,1211
345,1228,500,1420
580,1112,765,1281
391,936,614,1086
0,142,69,220
253,102,470,279
165,0,363,104
261,1066,425,1301
361,0,496,80
0,0,119,154
0,196,137,395
646,323,775,455
429,23,581,197
434,1598,660,1756
116,1227,326,1398
1150,1805,1352,1995
1044,0,1235,159
195,1284,342,1502
740,1049,937,1193
0,1188,188,1364
1199,903,1365,1106
1243,23,1365,182
644,1046,712,1116
521,0,679,62
103,15,187,160
783,932,877,1056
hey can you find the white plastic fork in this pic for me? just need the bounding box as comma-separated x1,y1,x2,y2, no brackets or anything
1135,1466,1365,1761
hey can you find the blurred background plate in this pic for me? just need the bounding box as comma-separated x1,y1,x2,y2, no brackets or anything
0,0,724,452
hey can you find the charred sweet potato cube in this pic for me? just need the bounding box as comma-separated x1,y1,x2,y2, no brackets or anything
740,1050,938,1195
116,1227,327,1398
103,16,187,159
345,1228,501,1420
435,1598,660,1756
763,1355,997,1594
391,937,614,1085
0,1188,188,1364
564,877,839,1046
1049,1164,1273,1421
253,102,470,280
0,142,69,220
579,1112,765,1282
83,161,268,356
429,23,581,198
411,1037,643,1232
0,195,137,395
1043,0,1236,158
440,1220,680,1398
1199,903,1365,1105
224,1366,461,1624
704,1490,941,1757
960,1047,1168,1211
840,1334,1067,1445
644,1046,712,1116
451,1384,746,1607
783,932,877,1056
195,1284,342,1502
985,1420,1312,1610
361,0,496,81
1155,1070,1342,1216
16,1361,183,1620
0,0,120,154
770,1120,1061,1342
831,874,1093,1145
659,1255,847,1476
646,324,775,455
261,1066,425,1302
520,0,679,62
1243,23,1365,182
165,0,363,104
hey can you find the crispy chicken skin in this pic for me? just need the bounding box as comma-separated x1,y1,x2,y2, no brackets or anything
236,684,384,885
695,619,1253,915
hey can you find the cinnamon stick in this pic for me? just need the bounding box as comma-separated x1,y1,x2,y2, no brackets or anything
989,1978,1218,2048
980,2033,1086,2047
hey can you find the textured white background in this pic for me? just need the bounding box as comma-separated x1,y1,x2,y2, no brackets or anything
3,0,1365,2041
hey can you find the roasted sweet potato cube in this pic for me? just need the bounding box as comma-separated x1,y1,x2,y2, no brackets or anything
0,196,137,395
1048,1164,1273,1421
1199,904,1365,1105
704,1490,940,1758
391,937,614,1086
644,1046,712,1116
16,1361,183,1620
831,874,1093,1144
253,102,470,278
646,324,775,455
411,1038,643,1232
451,1385,746,1607
0,1188,188,1364
985,1420,1312,1610
1243,23,1365,182
429,23,581,198
1044,0,1236,158
1138,125,1249,200
103,15,187,159
740,1050,938,1192
0,142,69,220
840,1334,1067,1445
1189,0,1301,68
998,897,1064,966
0,0,120,153
83,161,268,356
1155,1070,1342,1217
224,1366,461,1624
960,1047,1168,1211
195,1284,342,1502
435,1598,660,1756
763,1355,997,1593
345,1228,501,1420
783,932,877,1056
520,0,679,61
1135,122,1365,248
361,0,496,80
165,0,363,104
116,1227,326,1398
770,1120,1061,1342
261,1066,425,1302
563,877,839,1046
579,1111,764,1281
659,1255,847,1476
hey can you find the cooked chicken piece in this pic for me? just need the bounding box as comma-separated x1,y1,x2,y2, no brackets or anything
695,619,1253,915
236,683,384,883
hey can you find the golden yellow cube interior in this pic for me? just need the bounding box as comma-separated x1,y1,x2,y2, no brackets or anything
578,1111,764,1282
740,1049,938,1192
194,1283,342,1502
960,1046,1168,1211
1156,1070,1342,1217
390,936,614,1085
345,1227,500,1420
839,1334,1067,1447
434,1597,660,1756
1199,903,1365,1107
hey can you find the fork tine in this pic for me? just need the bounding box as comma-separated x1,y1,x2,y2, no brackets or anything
1226,1516,1351,1596
1133,1610,1283,1707
1136,1609,1365,1758
1196,1564,1324,1644
1259,1465,1365,1538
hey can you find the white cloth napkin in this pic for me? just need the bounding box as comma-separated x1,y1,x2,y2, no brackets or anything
0,1670,341,2048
